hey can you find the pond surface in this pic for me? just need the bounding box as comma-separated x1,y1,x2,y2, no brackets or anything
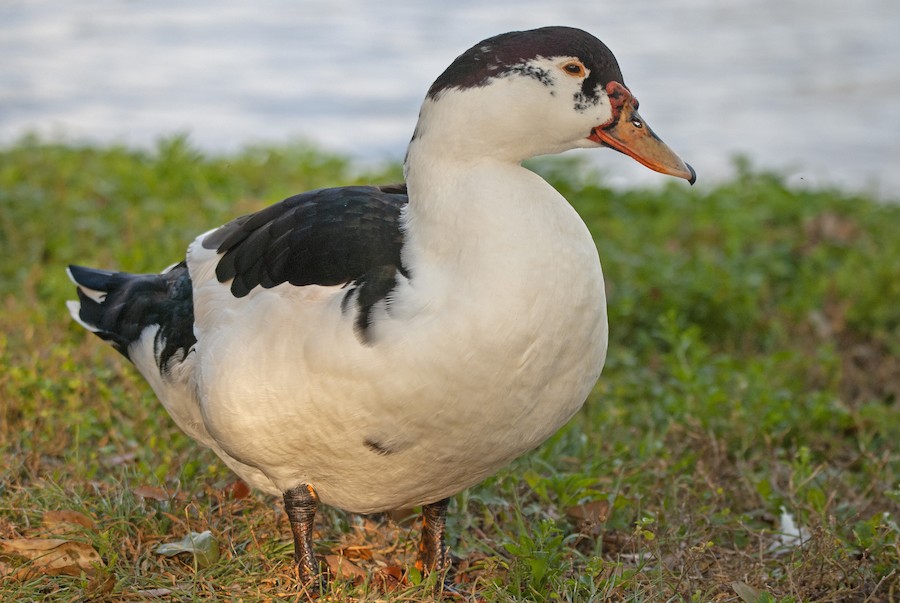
2,0,899,196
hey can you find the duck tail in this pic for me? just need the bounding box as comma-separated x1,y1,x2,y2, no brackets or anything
66,262,196,372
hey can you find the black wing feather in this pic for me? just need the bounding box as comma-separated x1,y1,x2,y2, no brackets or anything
203,184,408,298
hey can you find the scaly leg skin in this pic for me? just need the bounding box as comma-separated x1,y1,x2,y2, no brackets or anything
283,484,327,592
416,498,457,594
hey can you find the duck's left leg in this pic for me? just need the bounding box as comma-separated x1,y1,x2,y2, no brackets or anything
283,484,327,589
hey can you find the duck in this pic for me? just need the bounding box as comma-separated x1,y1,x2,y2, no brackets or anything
67,26,694,592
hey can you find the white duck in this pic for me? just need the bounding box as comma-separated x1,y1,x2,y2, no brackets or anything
68,26,693,590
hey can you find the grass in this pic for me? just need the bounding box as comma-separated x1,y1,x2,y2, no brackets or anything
1,135,898,601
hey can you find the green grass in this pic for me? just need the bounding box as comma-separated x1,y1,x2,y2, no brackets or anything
1,136,898,601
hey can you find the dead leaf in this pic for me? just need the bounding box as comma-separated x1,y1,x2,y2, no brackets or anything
324,554,366,582
135,588,174,597
223,479,250,500
566,499,610,536
566,500,610,523
133,485,171,501
102,451,138,467
338,545,373,561
732,581,770,603
0,538,103,580
155,531,220,568
42,510,95,534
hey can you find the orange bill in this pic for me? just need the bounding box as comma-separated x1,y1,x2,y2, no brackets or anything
589,99,696,184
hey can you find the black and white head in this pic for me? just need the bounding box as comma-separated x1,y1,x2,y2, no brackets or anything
410,26,694,182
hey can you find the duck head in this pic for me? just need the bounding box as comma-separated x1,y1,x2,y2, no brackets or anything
410,26,695,183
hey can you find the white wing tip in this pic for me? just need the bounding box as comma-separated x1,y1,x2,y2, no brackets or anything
66,266,107,303
66,299,100,333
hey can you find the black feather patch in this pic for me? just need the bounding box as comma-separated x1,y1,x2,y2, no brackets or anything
427,26,623,101
363,437,395,456
203,184,407,297
70,263,195,371
343,264,401,344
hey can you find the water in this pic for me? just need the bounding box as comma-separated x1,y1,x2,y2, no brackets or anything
2,0,899,196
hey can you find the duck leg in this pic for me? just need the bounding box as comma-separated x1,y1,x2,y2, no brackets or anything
416,498,453,582
283,484,324,587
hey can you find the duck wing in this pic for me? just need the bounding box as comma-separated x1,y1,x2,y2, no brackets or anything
202,183,408,298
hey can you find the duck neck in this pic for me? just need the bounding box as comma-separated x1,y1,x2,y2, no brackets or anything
404,137,528,263
400,128,588,297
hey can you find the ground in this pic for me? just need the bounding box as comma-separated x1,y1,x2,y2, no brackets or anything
1,138,898,601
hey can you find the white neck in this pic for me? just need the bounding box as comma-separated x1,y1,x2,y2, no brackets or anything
399,128,599,319
403,147,543,276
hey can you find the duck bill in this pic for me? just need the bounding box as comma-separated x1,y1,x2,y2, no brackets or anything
589,103,696,184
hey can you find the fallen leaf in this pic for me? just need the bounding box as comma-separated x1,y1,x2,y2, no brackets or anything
155,531,220,568
135,588,174,597
566,499,610,523
0,538,103,580
133,485,171,501
102,451,138,467
566,499,610,536
42,510,95,534
324,554,366,582
338,545,373,561
732,581,771,603
223,479,250,500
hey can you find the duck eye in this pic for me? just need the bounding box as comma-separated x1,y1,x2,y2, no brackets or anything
562,62,586,77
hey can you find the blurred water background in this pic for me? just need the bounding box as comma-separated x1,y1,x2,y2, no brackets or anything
2,0,899,196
